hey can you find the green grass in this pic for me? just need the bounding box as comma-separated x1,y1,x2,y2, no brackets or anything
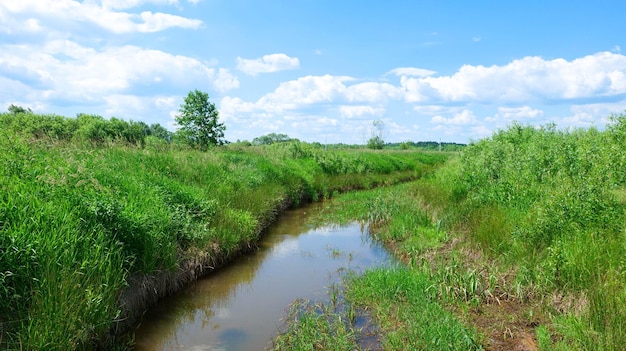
271,300,360,351
0,113,447,350
275,114,626,350
415,117,626,349
347,269,481,350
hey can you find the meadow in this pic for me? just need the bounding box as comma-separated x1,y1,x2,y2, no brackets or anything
0,111,446,350
273,114,626,350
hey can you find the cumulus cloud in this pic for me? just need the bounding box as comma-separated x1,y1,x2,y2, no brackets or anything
400,52,626,103
213,68,240,92
346,82,403,103
431,109,478,125
387,67,436,77
339,105,385,118
236,54,300,76
0,40,219,105
99,0,180,10
0,0,202,34
257,75,352,109
485,106,544,122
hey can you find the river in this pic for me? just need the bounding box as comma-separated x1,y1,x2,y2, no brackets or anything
130,201,395,351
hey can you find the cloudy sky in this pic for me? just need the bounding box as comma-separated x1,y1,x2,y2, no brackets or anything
1,1,625,144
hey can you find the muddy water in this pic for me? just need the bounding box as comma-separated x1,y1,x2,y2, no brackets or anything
131,202,395,351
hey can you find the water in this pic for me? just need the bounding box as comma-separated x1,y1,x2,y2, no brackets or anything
131,202,395,351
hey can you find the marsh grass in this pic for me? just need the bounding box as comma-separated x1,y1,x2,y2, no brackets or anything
419,117,626,349
279,115,626,350
347,269,482,351
271,299,360,351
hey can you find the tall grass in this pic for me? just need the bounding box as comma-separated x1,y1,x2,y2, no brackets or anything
0,112,445,349
420,115,626,349
279,113,626,350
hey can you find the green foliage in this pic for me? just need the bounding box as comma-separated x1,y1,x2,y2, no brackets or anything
366,135,384,149
387,141,466,151
7,104,32,114
366,120,385,149
252,132,294,145
0,111,173,148
271,300,359,351
175,89,226,149
425,116,626,350
347,269,481,350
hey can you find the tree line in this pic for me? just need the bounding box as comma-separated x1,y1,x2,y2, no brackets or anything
5,89,462,151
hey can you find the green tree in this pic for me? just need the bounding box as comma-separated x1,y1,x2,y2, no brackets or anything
252,133,293,145
366,119,385,149
175,89,226,149
7,104,31,114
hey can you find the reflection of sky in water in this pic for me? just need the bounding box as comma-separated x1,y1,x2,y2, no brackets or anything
269,237,299,258
132,202,396,351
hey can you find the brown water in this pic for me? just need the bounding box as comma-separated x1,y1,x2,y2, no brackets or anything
131,202,395,351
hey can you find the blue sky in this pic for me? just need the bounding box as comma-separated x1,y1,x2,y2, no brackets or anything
1,1,625,144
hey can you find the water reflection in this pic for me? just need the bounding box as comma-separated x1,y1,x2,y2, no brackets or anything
132,202,394,351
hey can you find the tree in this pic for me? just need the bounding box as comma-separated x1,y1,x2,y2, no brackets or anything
252,133,293,145
8,104,31,114
366,119,385,149
175,89,226,149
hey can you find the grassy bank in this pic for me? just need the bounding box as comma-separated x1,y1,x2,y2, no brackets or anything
272,114,626,350
0,112,448,350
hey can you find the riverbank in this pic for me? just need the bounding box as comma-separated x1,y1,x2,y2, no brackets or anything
0,113,448,350
273,116,626,350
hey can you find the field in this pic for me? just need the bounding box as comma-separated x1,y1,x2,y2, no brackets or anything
0,112,446,350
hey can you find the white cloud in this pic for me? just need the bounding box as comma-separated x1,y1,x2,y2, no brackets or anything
400,52,626,103
257,75,352,109
236,54,300,76
431,109,477,125
0,0,202,34
485,106,544,122
387,67,436,77
213,68,240,92
0,40,221,106
346,82,403,103
339,105,384,118
99,0,180,10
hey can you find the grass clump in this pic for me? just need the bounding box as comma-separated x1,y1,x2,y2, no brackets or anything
271,300,359,351
347,269,481,351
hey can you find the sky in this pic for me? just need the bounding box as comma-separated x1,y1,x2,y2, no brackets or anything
1,1,626,144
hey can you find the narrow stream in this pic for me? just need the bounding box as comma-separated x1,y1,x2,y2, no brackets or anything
131,201,395,351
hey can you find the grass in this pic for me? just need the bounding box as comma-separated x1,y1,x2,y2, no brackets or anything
273,114,626,351
0,112,448,350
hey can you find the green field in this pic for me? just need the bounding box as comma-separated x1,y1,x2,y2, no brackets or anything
0,111,446,350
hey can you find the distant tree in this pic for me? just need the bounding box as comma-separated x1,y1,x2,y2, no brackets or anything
175,89,226,149
366,119,385,149
8,104,31,114
252,133,293,145
148,123,173,141
399,140,412,150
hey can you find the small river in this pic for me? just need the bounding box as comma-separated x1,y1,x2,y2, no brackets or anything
131,201,395,351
